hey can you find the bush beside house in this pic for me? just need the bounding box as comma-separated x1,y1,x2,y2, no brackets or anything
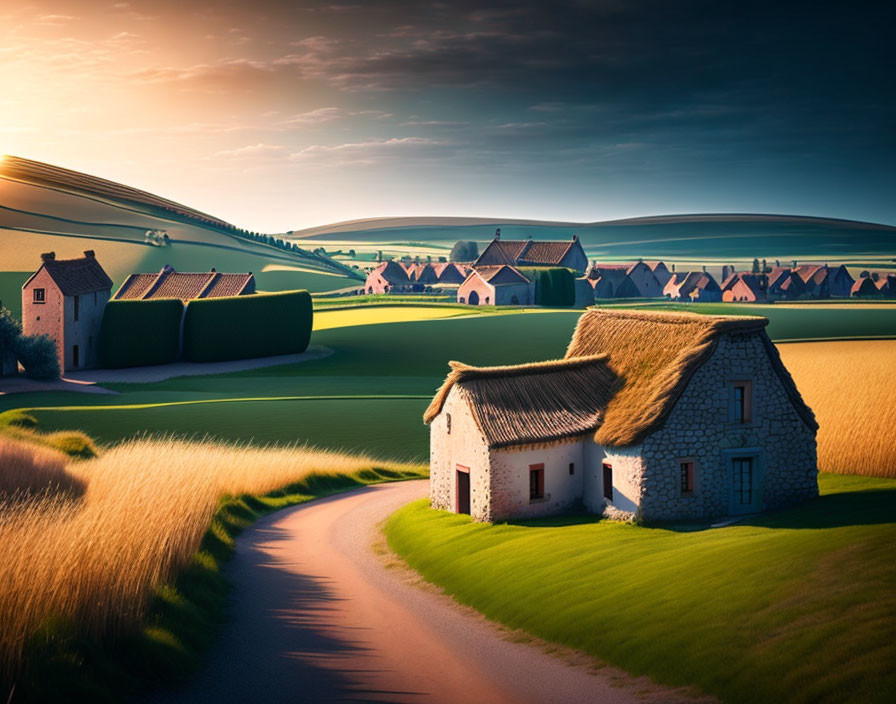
0,306,60,380
183,290,312,362
519,267,576,306
99,299,184,368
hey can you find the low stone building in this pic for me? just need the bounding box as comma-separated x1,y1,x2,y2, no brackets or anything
425,309,818,522
21,251,112,371
457,265,533,306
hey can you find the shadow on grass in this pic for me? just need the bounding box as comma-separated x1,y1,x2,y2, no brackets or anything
500,489,896,533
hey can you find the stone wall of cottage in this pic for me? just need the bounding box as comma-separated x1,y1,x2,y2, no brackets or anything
429,386,492,520
487,440,584,522
638,331,818,520
62,288,108,369
583,443,645,518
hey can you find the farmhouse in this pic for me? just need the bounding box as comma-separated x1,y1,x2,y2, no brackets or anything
475,231,588,273
115,265,255,301
21,251,112,371
364,260,411,294
664,271,722,302
458,265,533,306
722,272,766,302
433,262,469,284
426,309,818,522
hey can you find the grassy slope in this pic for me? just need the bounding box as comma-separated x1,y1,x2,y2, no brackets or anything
2,304,896,460
386,473,896,704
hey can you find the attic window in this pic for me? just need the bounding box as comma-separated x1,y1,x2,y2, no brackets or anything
730,380,753,423
33,288,45,304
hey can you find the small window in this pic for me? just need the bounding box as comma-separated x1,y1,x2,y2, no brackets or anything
33,288,45,304
680,461,695,496
569,462,575,475
730,380,753,423
446,413,452,434
72,344,79,368
74,295,80,322
529,463,544,501
602,463,613,501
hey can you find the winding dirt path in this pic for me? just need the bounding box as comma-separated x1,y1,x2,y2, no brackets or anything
163,481,701,703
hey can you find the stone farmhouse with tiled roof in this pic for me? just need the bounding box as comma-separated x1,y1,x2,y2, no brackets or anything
475,231,588,273
114,265,255,301
583,260,665,298
364,260,470,294
21,251,112,371
426,309,818,522
457,265,533,306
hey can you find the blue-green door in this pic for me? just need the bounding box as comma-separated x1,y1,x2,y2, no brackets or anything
730,456,761,514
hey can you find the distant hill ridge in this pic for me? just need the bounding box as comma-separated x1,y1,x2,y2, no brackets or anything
0,155,231,231
292,213,896,238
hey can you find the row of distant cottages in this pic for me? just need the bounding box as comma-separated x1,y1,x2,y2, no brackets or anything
20,251,256,371
365,234,895,305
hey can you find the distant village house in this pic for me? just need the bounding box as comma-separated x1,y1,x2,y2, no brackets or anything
458,266,533,306
475,230,588,273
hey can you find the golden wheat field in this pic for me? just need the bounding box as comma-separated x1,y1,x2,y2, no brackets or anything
780,339,896,478
0,436,419,679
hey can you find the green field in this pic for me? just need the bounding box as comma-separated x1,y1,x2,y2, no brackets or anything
3,303,896,460
386,473,896,704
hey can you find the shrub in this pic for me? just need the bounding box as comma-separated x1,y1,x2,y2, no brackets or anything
99,299,184,368
44,431,98,460
450,240,479,262
14,334,60,380
182,290,313,363
0,306,21,349
519,267,576,307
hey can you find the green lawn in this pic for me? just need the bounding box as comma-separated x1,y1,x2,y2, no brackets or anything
386,473,896,704
3,303,896,459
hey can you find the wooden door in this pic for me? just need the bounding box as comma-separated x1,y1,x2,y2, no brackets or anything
456,467,471,514
730,456,759,514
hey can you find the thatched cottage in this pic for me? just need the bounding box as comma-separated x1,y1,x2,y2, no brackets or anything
425,309,818,522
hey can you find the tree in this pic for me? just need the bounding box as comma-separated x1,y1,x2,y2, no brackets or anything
751,258,761,274
450,240,479,262
0,306,21,349
14,334,60,380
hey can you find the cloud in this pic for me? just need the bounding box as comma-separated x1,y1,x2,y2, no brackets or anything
213,143,284,159
289,137,449,165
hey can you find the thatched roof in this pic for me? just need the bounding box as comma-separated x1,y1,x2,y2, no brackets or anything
423,356,616,449
427,308,817,450
565,309,816,445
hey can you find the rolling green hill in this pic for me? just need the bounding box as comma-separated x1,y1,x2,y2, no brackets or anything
0,156,361,295
290,213,896,265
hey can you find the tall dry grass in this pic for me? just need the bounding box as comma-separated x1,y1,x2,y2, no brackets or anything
0,437,85,500
0,435,419,680
780,340,896,477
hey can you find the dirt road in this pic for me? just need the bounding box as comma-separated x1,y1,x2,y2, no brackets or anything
163,480,695,703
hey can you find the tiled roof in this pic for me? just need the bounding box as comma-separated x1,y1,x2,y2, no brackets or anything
31,253,113,296
475,265,530,285
517,240,575,266
113,267,255,301
115,274,158,299
371,260,411,284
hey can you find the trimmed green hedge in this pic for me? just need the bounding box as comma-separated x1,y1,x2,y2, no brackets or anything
182,290,312,362
519,267,576,307
99,299,184,368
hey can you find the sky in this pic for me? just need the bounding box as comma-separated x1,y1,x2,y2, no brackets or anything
1,0,894,231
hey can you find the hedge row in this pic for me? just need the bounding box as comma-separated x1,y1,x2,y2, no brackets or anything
99,299,183,368
519,267,576,307
183,290,312,363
